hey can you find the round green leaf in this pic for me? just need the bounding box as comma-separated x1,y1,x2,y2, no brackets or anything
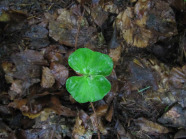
66,75,111,103
68,48,113,76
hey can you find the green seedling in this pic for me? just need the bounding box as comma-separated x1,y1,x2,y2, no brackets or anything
66,48,113,103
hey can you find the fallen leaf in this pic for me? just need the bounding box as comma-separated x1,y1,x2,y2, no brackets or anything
115,0,177,47
109,45,122,64
158,104,186,128
169,65,186,89
134,117,170,134
105,105,113,122
95,104,108,117
41,67,55,88
50,62,69,86
49,8,96,47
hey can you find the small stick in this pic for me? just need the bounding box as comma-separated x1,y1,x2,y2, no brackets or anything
74,8,85,50
90,102,101,139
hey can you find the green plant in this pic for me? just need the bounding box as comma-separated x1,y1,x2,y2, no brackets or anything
66,48,113,103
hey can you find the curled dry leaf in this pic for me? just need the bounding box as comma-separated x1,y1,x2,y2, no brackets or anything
41,67,55,88
115,0,177,48
50,62,69,86
95,104,108,117
105,105,113,122
134,117,170,135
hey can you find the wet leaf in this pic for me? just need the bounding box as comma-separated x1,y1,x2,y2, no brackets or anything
24,25,49,49
11,50,47,80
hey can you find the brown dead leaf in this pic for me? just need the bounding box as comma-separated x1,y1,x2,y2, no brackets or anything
105,105,113,122
91,6,108,27
50,62,69,86
169,65,186,89
174,129,186,139
158,104,186,128
49,8,96,47
134,117,170,134
2,61,15,83
115,0,177,47
10,80,23,95
95,104,108,117
50,96,76,117
109,45,122,65
41,67,55,88
11,50,47,80
101,1,119,14
73,110,92,139
8,99,28,112
90,114,107,135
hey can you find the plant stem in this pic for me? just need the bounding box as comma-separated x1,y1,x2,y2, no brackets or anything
90,102,101,139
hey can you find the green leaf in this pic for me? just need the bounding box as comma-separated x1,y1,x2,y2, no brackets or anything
66,75,111,103
68,48,113,76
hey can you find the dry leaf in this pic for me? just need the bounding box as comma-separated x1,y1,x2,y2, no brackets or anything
41,67,55,88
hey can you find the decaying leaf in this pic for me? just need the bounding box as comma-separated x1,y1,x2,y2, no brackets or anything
11,50,47,80
101,1,119,14
49,8,96,47
109,45,122,64
73,111,92,139
41,67,55,88
169,65,186,89
24,25,49,49
9,95,76,119
50,62,69,86
91,6,108,27
115,0,177,47
95,104,108,117
134,117,170,134
158,104,186,128
105,105,113,122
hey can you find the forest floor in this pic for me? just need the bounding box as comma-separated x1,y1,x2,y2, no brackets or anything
0,0,186,139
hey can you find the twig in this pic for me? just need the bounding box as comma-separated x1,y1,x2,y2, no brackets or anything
90,102,101,139
74,8,85,50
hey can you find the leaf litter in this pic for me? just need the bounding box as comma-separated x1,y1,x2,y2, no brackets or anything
0,0,186,138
